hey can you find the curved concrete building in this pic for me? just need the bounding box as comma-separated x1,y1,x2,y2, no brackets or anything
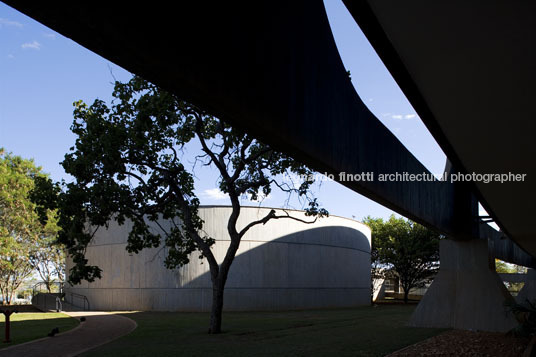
66,206,371,311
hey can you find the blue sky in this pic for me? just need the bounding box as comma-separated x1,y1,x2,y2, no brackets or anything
0,1,448,222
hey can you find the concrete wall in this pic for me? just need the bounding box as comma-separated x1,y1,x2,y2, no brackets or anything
66,206,371,311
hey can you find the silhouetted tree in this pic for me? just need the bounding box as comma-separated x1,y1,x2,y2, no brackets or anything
59,76,327,333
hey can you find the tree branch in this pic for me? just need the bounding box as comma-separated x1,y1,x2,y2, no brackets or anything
167,179,219,278
194,115,231,184
238,209,317,239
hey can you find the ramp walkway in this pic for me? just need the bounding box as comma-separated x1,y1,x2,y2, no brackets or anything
0,311,137,357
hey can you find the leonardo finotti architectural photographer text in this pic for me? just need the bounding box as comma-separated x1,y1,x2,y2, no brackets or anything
303,172,527,184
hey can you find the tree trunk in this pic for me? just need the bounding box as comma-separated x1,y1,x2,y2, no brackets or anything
207,243,237,334
403,289,409,304
208,279,225,334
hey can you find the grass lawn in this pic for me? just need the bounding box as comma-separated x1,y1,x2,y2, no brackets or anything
0,312,79,348
84,305,445,357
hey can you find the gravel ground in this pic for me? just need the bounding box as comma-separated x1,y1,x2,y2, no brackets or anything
387,330,530,356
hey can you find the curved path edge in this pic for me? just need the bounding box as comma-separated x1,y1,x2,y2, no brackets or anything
0,311,137,357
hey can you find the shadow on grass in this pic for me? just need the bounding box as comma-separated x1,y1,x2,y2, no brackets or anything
0,312,79,348
83,305,446,357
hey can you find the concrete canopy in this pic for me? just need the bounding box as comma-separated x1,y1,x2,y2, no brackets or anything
344,1,536,256
3,1,535,261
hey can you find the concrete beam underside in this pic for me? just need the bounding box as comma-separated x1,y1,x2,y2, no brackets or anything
3,2,535,267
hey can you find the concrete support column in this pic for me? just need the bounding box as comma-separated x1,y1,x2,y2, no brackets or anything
408,239,517,332
372,278,386,302
517,269,536,306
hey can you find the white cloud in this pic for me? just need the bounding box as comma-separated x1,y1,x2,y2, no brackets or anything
242,191,271,203
21,41,41,50
0,18,23,28
43,33,56,39
7,54,14,59
203,187,270,202
391,113,417,120
203,188,227,200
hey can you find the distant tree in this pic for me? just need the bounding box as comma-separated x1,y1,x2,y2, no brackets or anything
59,76,327,333
364,215,440,303
37,245,65,289
29,239,65,293
0,150,60,304
495,259,526,274
495,259,526,294
29,177,65,292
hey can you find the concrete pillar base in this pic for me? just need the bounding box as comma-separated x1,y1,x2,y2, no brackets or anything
408,239,517,332
372,277,386,302
517,269,536,306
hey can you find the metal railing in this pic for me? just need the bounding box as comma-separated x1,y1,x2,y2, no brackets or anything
55,296,63,312
31,282,90,312
64,291,90,311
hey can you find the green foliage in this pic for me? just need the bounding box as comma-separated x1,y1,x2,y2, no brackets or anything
505,299,536,337
59,76,327,332
0,149,61,304
496,259,516,274
495,259,526,294
28,176,66,290
364,215,441,302
495,259,526,274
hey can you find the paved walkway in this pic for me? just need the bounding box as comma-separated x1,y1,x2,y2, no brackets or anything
0,311,137,357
